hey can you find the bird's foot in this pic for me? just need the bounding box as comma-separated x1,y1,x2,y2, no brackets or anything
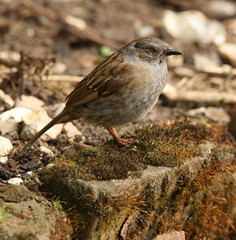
115,137,139,146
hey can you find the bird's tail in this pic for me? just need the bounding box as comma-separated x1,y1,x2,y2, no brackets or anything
25,109,69,148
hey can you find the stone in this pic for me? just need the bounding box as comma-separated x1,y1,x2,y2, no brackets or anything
8,177,23,185
21,109,63,141
51,62,67,74
39,146,54,157
0,107,32,122
206,0,236,19
205,107,231,123
0,136,13,156
163,10,226,45
193,50,221,69
0,156,8,165
153,231,185,240
0,118,18,135
19,161,39,171
0,89,14,109
64,122,83,140
137,25,155,37
218,42,236,67
0,168,14,180
0,185,72,239
15,95,45,111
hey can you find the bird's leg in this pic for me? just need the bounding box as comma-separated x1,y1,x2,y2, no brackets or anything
105,127,138,146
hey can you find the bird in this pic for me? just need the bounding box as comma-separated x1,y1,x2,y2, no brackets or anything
25,37,182,147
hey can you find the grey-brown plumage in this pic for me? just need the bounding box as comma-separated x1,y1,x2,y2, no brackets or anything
26,37,182,147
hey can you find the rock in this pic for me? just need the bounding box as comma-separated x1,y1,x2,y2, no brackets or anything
205,107,231,123
0,118,18,135
0,89,14,109
15,95,45,111
0,107,32,122
193,50,221,69
51,62,67,74
218,42,236,67
21,109,63,141
0,137,13,156
0,168,14,180
137,25,155,37
0,185,72,239
19,161,39,171
64,122,83,140
0,156,8,165
153,231,185,240
163,10,226,45
25,171,34,177
8,177,23,185
206,0,236,19
39,146,54,157
188,107,206,116
38,141,220,239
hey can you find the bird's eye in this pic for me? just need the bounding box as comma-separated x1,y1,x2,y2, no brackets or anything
146,46,158,54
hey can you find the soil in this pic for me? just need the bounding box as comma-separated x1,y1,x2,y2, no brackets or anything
0,0,190,148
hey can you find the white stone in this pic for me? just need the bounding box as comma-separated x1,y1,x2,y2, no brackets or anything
154,231,185,240
26,171,34,177
0,118,18,135
8,177,23,185
193,50,221,69
0,156,8,164
218,42,236,67
39,146,54,157
15,95,45,111
0,107,32,122
51,62,67,74
207,0,236,18
0,89,14,109
21,109,63,141
0,136,13,156
137,25,155,37
205,107,231,123
64,122,83,140
163,10,226,45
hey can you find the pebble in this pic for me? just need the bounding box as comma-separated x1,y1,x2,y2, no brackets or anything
8,177,23,185
0,89,15,109
0,156,8,165
0,168,14,180
64,122,83,140
163,10,226,45
25,171,34,177
19,161,39,171
0,118,18,135
21,109,63,141
154,231,185,240
15,95,45,111
51,62,67,74
0,107,32,122
218,42,236,67
137,25,155,37
193,50,221,69
39,146,54,157
0,137,13,156
205,107,231,123
207,0,236,19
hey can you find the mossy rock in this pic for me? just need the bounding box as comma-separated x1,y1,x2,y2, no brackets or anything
37,120,235,239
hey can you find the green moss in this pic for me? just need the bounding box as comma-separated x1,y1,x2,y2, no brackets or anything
51,121,211,181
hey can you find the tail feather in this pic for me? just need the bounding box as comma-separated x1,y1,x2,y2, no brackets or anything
25,110,69,148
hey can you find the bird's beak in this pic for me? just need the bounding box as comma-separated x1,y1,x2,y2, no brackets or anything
165,49,183,56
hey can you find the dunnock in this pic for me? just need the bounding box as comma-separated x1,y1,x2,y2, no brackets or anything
26,37,182,146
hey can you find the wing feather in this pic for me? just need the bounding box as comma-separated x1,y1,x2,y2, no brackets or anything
65,52,135,108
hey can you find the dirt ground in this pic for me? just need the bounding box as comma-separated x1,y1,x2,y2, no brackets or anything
0,0,194,147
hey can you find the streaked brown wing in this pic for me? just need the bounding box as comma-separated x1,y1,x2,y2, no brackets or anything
65,52,134,108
